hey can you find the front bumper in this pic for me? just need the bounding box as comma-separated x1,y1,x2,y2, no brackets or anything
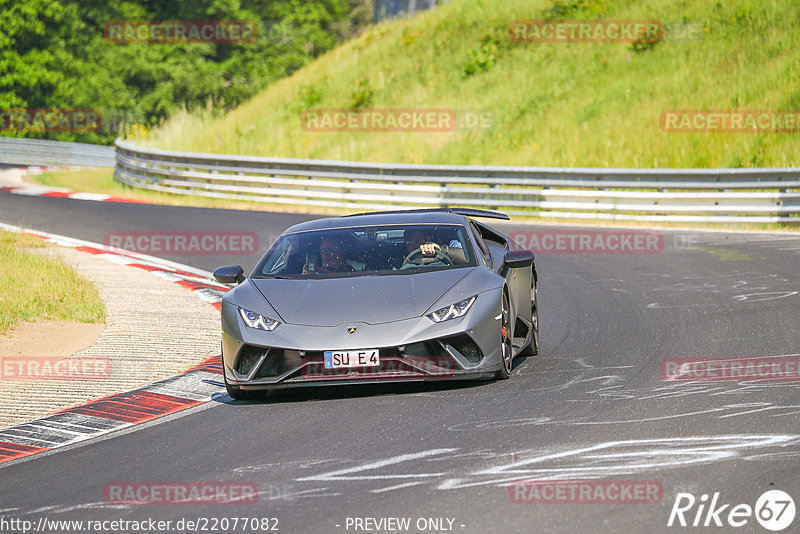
221,290,503,389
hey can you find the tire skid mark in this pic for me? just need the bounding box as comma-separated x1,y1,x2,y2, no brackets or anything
222,434,800,497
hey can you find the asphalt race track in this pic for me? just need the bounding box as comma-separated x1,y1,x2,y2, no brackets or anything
2,191,800,533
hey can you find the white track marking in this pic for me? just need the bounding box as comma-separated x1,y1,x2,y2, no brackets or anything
371,481,425,493
296,449,457,482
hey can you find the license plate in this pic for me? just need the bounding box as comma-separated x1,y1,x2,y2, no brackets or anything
324,349,380,369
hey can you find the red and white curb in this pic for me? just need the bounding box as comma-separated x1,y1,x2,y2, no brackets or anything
4,165,77,175
0,223,230,466
0,183,150,204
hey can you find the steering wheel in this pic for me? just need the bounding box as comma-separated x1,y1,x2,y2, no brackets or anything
402,247,454,267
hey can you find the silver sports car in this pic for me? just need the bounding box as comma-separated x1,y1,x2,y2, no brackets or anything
213,208,538,399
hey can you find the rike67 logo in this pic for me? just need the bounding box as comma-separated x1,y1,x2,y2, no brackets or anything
668,490,795,531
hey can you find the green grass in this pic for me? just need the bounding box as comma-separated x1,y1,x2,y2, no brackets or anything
0,230,105,335
138,0,799,168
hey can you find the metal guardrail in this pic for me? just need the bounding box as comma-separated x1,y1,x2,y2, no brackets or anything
113,139,800,223
0,137,115,167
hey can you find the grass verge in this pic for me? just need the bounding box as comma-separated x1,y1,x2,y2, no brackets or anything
0,230,105,335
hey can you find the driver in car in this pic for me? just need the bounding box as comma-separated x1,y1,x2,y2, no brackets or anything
402,228,467,266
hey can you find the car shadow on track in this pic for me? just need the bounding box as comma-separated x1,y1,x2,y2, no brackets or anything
212,354,534,405
212,379,490,405
211,356,530,405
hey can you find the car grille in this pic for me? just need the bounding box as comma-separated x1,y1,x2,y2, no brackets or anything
239,336,484,383
441,333,484,364
234,345,268,375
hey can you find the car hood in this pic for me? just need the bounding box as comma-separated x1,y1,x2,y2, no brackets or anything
251,269,474,326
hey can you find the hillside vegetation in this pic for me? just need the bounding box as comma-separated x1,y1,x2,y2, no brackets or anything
144,0,800,168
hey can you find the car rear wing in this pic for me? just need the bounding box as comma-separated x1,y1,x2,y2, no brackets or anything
343,208,510,220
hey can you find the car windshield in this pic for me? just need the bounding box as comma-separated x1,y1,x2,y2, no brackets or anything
253,224,476,279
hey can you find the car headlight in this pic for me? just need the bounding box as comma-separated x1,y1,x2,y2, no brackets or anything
426,295,477,323
239,307,280,331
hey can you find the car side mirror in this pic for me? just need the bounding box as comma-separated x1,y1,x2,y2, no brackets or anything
500,250,534,276
214,265,245,285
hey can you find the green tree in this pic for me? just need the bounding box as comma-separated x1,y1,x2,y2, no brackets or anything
0,0,372,143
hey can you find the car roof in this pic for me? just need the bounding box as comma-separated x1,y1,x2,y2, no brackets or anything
283,210,471,234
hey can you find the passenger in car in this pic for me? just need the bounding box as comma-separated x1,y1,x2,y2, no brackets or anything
307,236,366,273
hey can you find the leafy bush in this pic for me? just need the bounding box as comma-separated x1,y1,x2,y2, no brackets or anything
349,77,373,108
298,83,324,108
462,30,503,78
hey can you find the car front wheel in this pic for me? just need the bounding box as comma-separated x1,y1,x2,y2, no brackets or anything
224,367,257,400
495,291,513,380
